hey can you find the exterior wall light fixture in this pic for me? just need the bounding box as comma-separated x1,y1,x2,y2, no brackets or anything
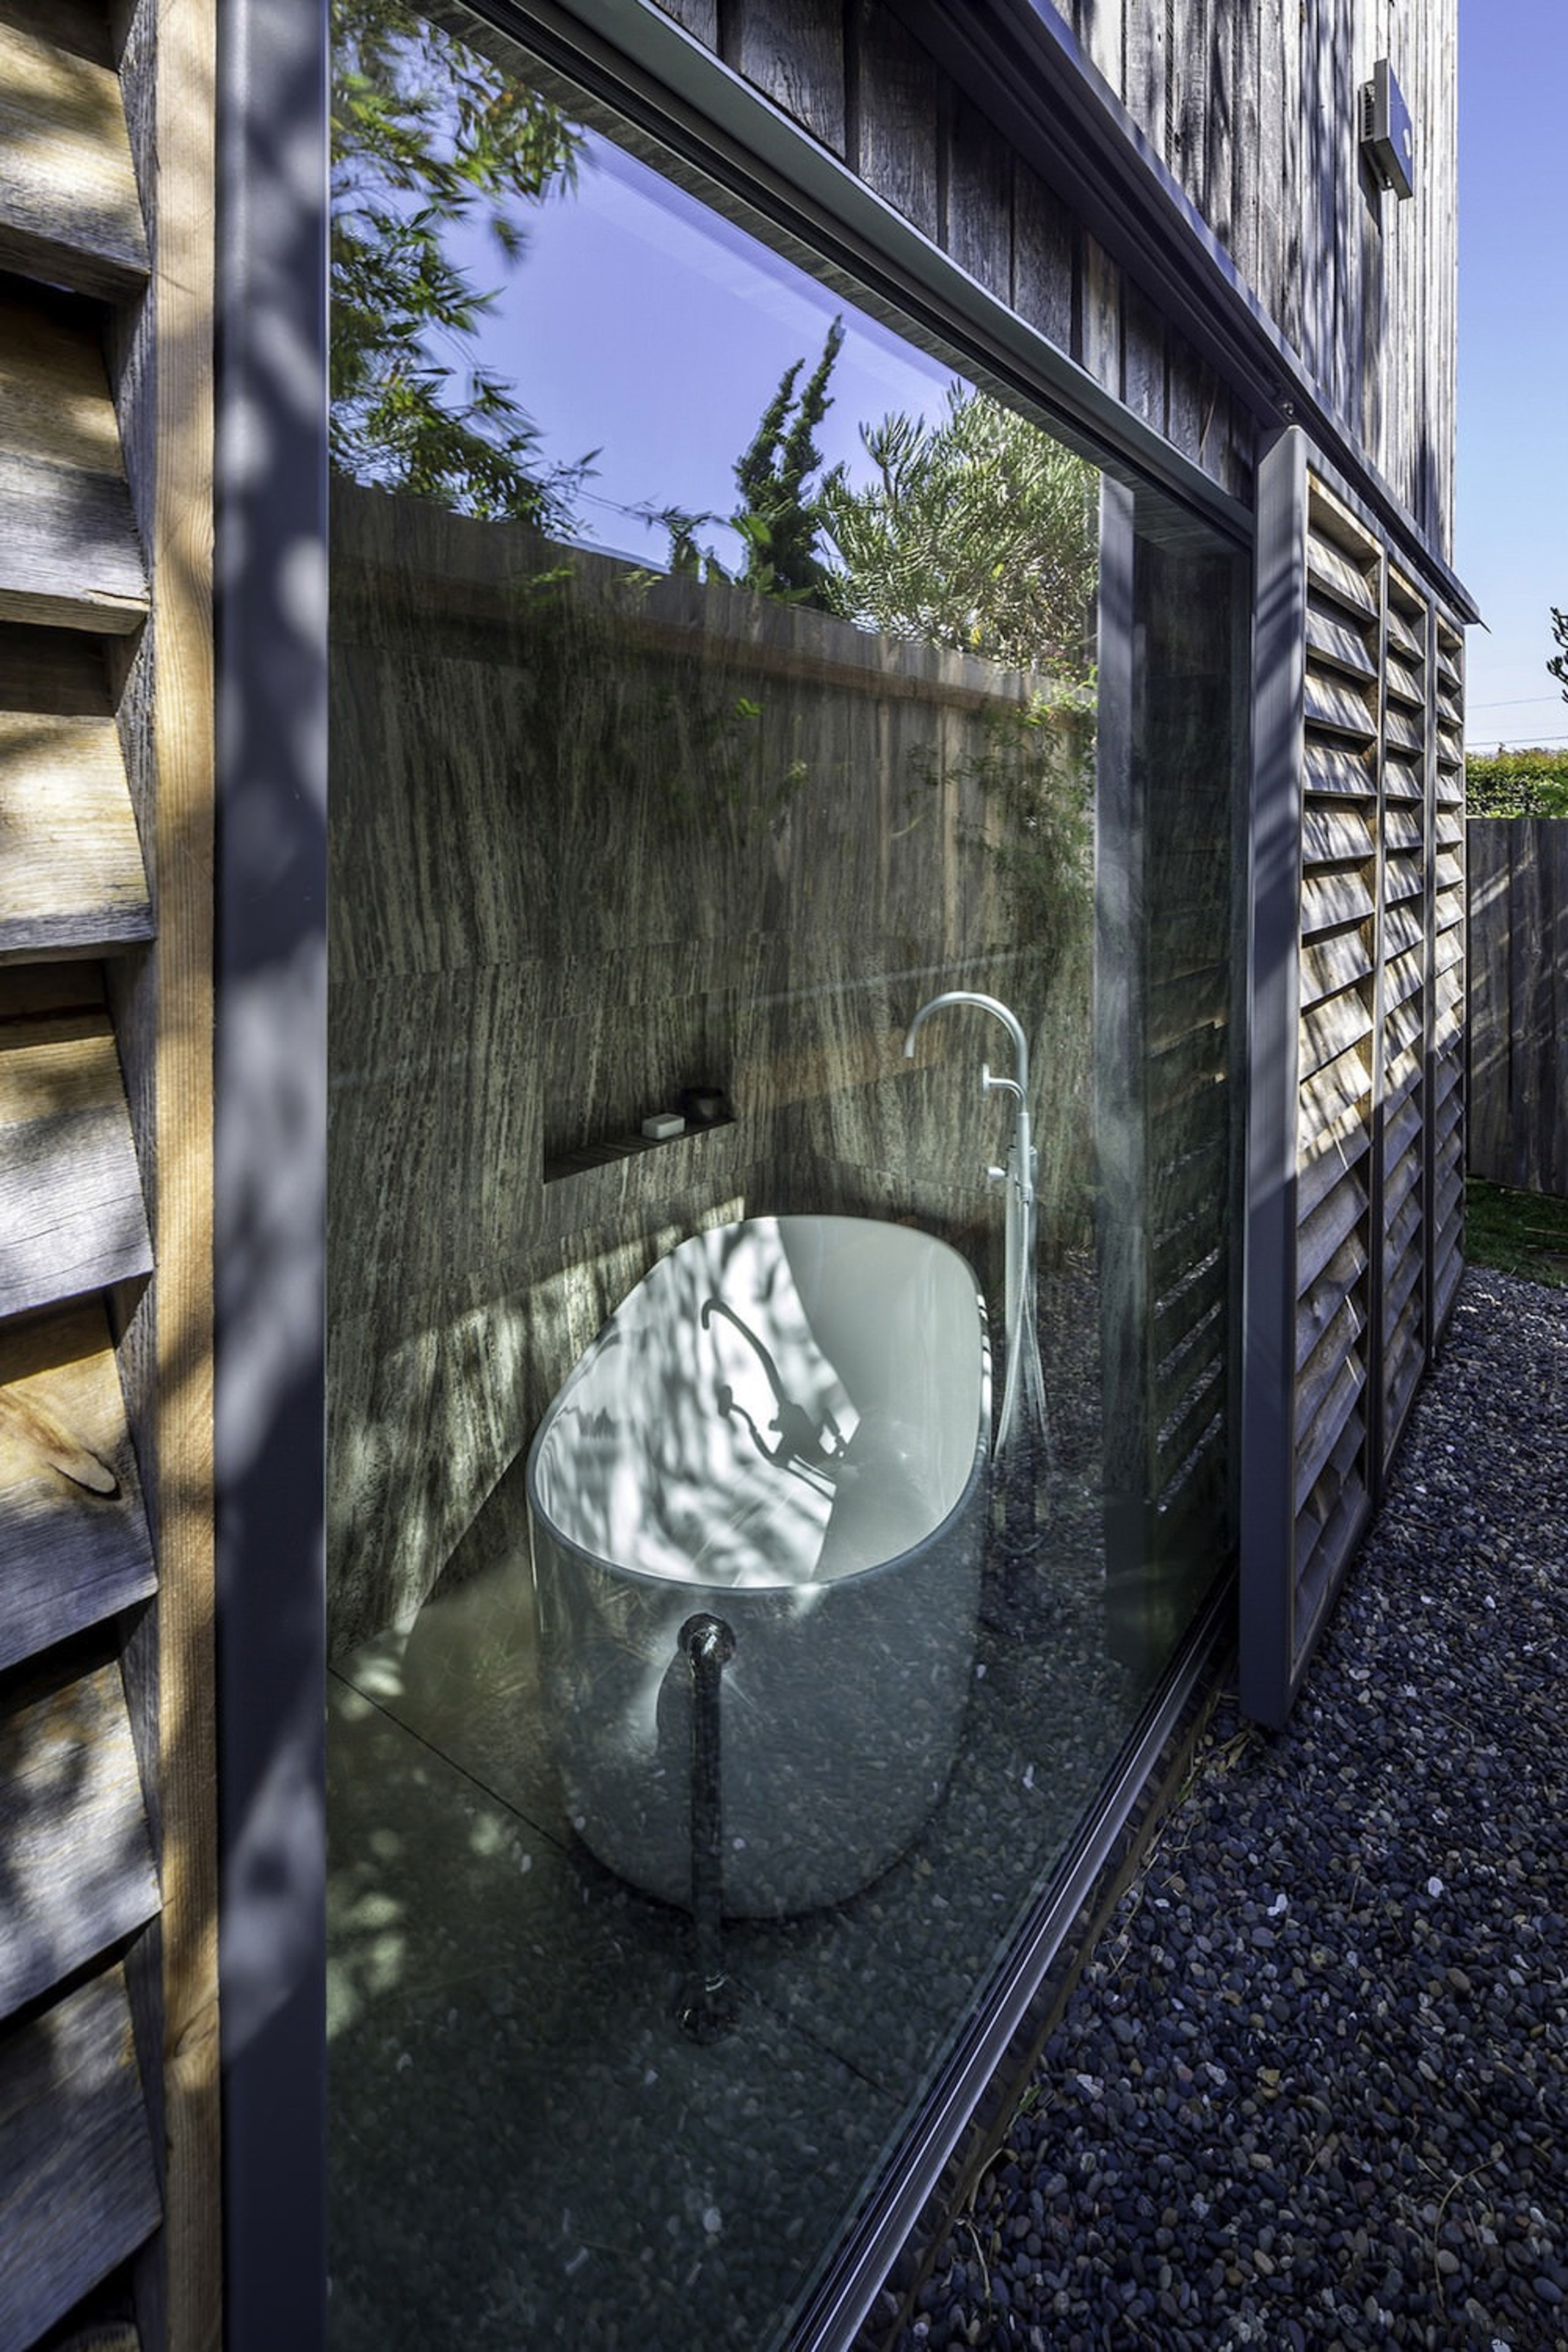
1361,58,1415,200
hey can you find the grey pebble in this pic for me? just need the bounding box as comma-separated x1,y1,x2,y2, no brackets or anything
890,1269,1568,2352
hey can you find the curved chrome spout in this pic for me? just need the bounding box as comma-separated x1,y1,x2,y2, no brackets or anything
903,990,1030,1105
903,992,1050,1466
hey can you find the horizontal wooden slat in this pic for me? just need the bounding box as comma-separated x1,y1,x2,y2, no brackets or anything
1295,1352,1366,1515
1296,1165,1370,1296
1305,532,1378,619
1297,1098,1373,1221
0,1961,161,2346
1302,869,1375,936
1384,603,1424,658
1384,1061,1422,1136
1305,600,1378,680
1383,652,1424,709
1384,1087,1423,1168
1384,897,1425,957
1294,1461,1369,1646
1301,928,1373,1010
0,292,146,633
1384,802,1425,851
1382,949,1424,1019
1304,669,1377,742
0,1005,151,1318
1299,988,1373,1080
0,1646,159,2021
1382,751,1424,801
1295,1274,1366,1390
1384,1171,1422,1259
0,4,149,298
0,709,153,960
1303,803,1374,867
1385,994,1423,1061
1303,740,1376,799
1384,1238,1423,1333
0,451,148,635
0,1301,156,1670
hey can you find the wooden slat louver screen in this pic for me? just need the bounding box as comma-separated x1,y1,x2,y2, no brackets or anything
1293,484,1381,1651
1245,442,1468,1730
1380,571,1431,1460
0,2,181,2344
1430,618,1466,1335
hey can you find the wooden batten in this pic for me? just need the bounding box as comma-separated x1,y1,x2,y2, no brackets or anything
0,1,149,299
0,1298,157,1674
0,286,148,633
0,623,153,958
0,976,153,1319
0,1643,160,2019
0,1961,162,2348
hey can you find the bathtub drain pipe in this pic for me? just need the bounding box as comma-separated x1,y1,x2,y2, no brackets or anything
676,1612,740,2043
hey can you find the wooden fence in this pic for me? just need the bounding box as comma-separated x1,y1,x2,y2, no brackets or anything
1468,818,1568,1197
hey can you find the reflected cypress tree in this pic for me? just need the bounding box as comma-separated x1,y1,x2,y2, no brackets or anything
330,0,592,524
647,320,846,605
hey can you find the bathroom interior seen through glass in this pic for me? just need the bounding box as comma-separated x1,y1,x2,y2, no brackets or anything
326,9,1245,2343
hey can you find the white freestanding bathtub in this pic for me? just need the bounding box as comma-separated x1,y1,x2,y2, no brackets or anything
527,1215,990,1915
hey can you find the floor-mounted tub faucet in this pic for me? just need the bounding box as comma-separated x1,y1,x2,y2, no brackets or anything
903,992,1051,1463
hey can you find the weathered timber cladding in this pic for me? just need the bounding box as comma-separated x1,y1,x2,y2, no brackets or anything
0,1645,160,2018
1243,454,1468,1725
1468,820,1567,1202
0,0,210,2340
1431,620,1465,1329
652,0,1457,549
652,0,1252,500
0,0,149,298
0,1962,161,2347
0,1299,157,1673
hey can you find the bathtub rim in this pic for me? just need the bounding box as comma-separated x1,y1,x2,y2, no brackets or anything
524,1212,992,1599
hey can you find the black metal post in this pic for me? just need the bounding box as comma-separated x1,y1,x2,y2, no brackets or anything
675,1613,739,2043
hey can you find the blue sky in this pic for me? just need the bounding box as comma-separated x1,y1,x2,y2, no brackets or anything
454,143,962,573
1457,0,1568,749
450,9,1558,743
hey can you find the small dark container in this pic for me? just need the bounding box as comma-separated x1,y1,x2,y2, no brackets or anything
681,1086,729,1126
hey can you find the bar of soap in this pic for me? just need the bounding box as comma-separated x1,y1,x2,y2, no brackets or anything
641,1111,685,1140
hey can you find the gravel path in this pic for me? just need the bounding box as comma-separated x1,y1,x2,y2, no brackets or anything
896,1265,1567,2352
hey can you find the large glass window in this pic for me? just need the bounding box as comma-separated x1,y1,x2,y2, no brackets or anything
325,10,1245,2343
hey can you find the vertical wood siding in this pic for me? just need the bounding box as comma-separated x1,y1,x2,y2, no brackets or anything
655,0,1458,551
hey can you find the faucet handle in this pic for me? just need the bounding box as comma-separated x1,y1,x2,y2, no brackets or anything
981,1062,1021,1102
